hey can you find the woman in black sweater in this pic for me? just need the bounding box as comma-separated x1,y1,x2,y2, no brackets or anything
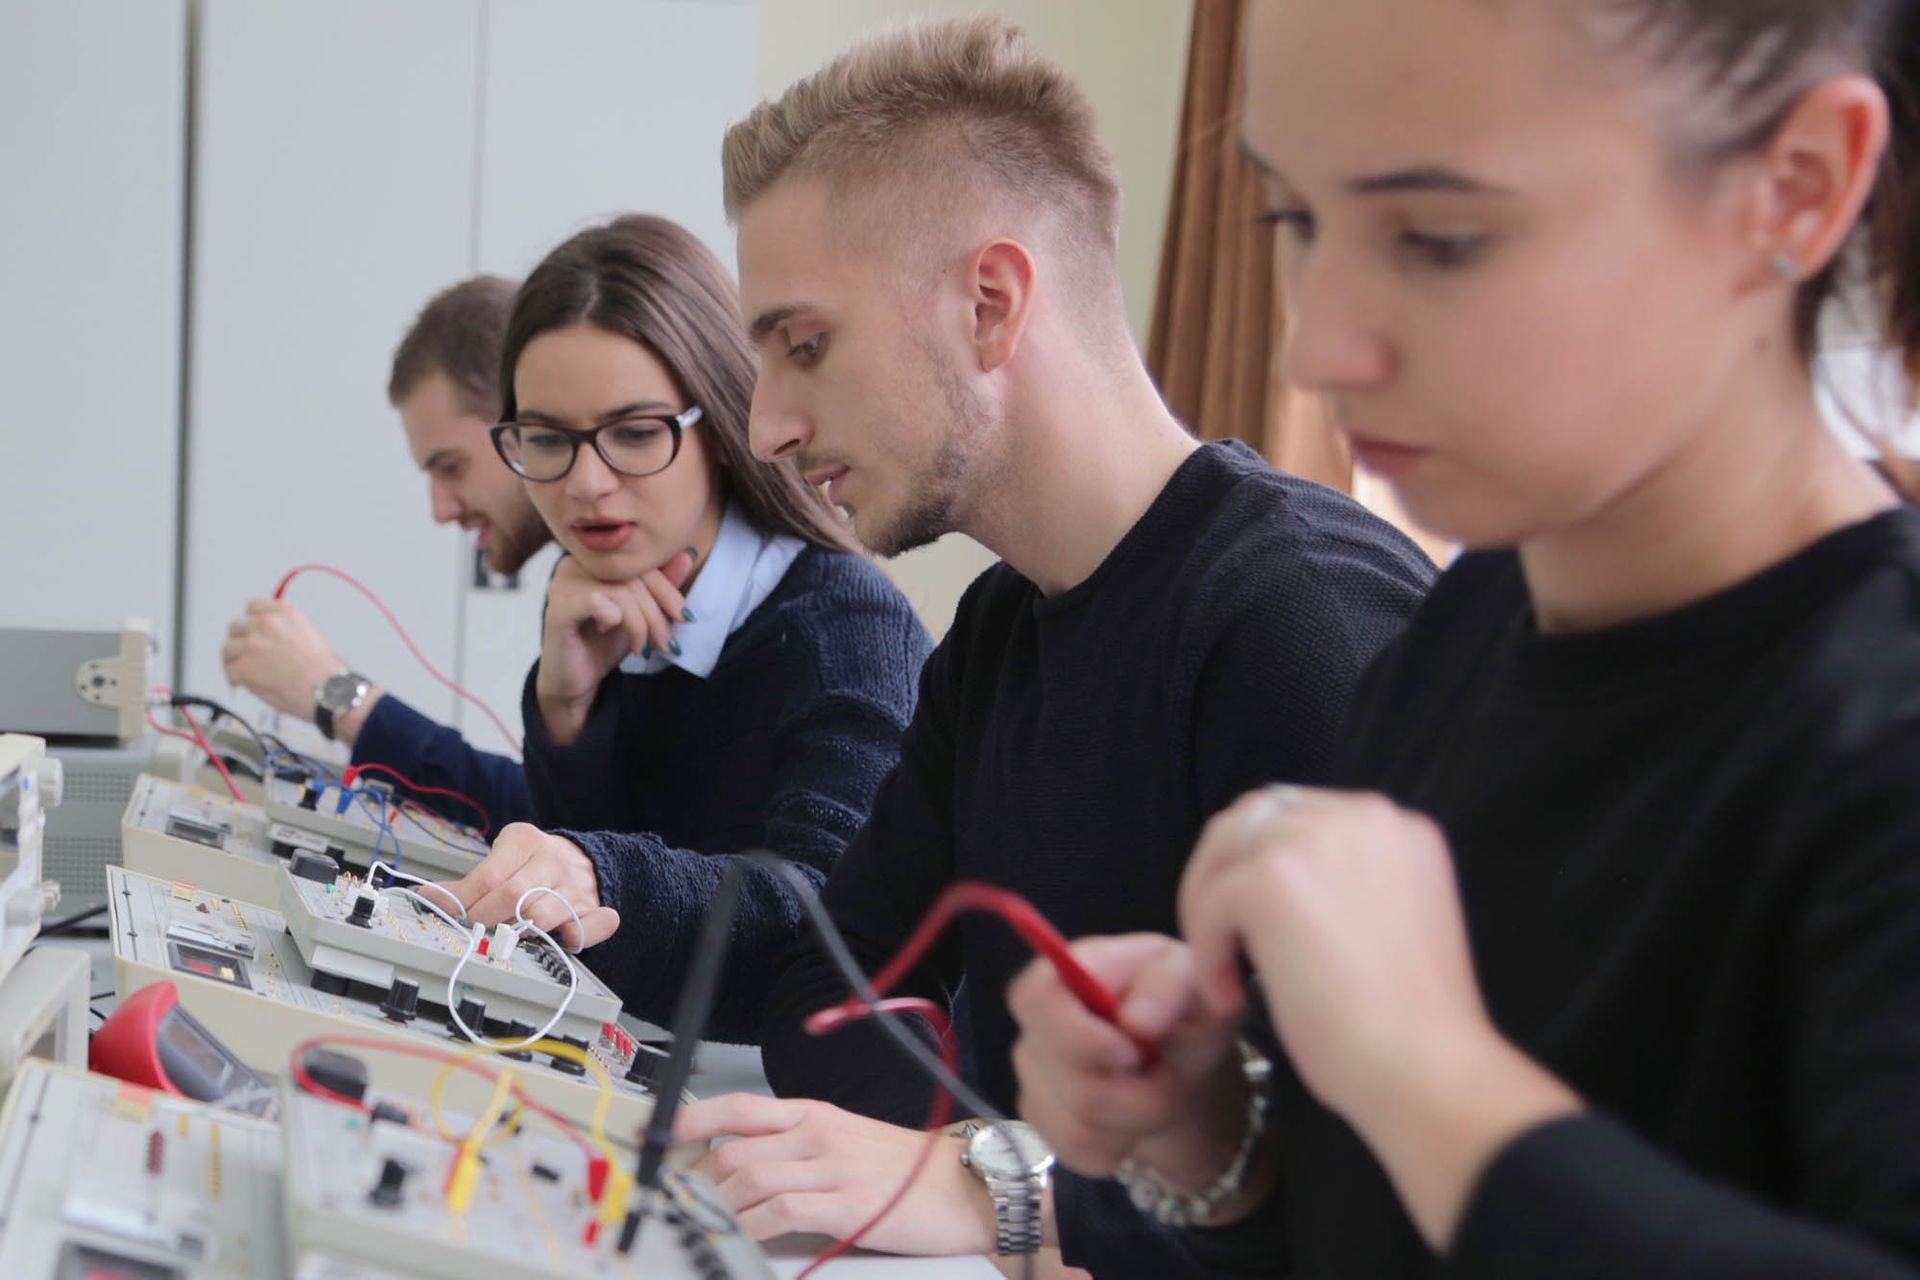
1007,2,1920,1276
440,215,930,1037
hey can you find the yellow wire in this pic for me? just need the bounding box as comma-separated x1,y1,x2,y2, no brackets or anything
428,1037,615,1165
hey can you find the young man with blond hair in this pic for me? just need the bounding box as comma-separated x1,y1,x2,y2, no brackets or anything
673,16,1434,1275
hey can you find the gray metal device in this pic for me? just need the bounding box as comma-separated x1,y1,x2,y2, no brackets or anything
107,865,666,1141
0,620,154,741
278,864,623,1042
280,1072,775,1280
44,738,192,912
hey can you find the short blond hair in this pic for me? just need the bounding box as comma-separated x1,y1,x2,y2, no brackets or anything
723,16,1122,283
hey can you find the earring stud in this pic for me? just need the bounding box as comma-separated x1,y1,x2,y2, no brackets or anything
1771,251,1801,282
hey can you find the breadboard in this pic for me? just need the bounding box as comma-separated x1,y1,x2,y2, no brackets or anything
282,1076,774,1280
279,865,622,1039
261,773,489,876
0,1059,285,1278
108,866,667,1144
124,773,485,905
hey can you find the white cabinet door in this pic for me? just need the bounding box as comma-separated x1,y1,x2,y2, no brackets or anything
180,0,483,723
447,0,757,746
0,0,185,647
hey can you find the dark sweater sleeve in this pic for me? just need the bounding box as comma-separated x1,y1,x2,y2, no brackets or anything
551,604,930,1044
756,600,972,1123
349,693,536,829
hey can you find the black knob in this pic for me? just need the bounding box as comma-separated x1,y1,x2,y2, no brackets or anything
298,784,322,811
346,894,375,928
288,849,338,885
367,863,395,890
448,996,486,1041
549,1033,589,1077
624,1046,665,1088
501,1020,535,1061
380,978,419,1023
369,1156,408,1208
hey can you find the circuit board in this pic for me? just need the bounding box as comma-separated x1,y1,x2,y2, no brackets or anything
261,773,490,877
278,864,622,1041
0,1058,286,1278
122,773,337,905
281,1073,774,1280
108,865,666,1144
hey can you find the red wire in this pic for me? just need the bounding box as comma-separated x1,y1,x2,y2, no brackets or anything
287,1034,593,1158
819,881,1157,1065
273,562,524,757
344,762,492,836
797,998,957,1279
793,884,1158,1275
149,687,245,802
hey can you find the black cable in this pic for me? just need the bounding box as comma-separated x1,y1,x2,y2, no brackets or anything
39,904,109,935
618,852,1004,1254
169,693,272,762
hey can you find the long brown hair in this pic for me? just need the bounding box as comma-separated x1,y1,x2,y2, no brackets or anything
501,214,856,551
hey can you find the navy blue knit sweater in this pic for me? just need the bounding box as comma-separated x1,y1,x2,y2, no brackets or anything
524,545,932,1042
352,697,536,829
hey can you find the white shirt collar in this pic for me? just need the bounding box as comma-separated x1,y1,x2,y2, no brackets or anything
617,501,807,680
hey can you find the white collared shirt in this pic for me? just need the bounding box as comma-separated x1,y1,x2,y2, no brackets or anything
617,500,807,679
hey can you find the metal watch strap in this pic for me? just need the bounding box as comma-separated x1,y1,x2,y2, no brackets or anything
1116,1039,1273,1228
991,1172,1045,1255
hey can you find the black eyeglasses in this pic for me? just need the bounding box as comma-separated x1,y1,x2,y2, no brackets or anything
490,405,705,482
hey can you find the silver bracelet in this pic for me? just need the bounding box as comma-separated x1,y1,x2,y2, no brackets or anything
1114,1039,1272,1228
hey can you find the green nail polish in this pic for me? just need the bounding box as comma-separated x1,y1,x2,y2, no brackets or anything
682,607,696,623
641,643,653,659
669,639,683,657
684,545,699,561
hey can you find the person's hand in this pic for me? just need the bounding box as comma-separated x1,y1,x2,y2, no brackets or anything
1009,934,1256,1209
220,599,349,720
536,549,695,743
440,822,618,949
675,1094,997,1256
1179,785,1580,1246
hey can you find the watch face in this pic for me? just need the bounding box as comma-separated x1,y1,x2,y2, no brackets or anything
968,1121,1055,1180
318,673,361,711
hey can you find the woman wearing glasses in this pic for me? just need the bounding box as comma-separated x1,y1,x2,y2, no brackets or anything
444,214,932,1041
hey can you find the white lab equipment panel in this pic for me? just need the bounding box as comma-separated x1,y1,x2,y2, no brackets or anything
0,0,186,643
181,0,483,724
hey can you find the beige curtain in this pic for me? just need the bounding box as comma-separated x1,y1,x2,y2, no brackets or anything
1146,0,1352,492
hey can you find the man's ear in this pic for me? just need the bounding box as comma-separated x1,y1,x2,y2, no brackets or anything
968,238,1038,373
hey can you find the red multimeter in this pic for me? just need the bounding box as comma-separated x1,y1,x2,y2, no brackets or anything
89,982,275,1117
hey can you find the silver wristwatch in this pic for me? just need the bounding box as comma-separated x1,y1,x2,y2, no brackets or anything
960,1119,1054,1255
313,670,370,741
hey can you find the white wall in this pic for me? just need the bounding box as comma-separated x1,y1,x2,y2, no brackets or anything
180,0,482,725
753,0,1194,635
0,0,186,646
